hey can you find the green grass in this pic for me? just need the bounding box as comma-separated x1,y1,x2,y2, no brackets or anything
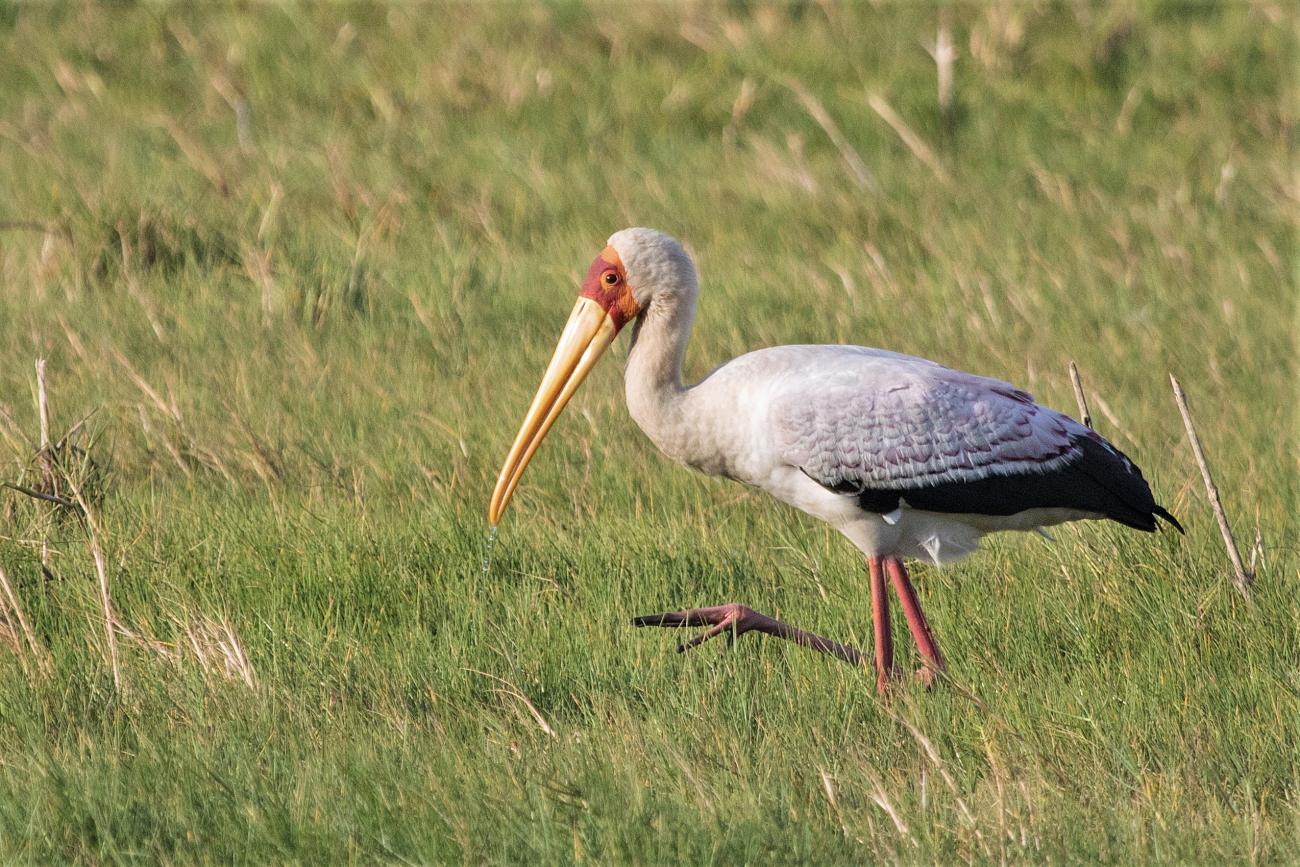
0,2,1295,863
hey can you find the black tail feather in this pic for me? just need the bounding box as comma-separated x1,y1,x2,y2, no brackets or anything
1153,505,1185,534
829,433,1181,537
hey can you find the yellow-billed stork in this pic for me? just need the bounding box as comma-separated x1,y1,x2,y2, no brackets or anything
488,228,1181,692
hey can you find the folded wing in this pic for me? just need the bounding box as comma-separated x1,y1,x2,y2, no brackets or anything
774,355,1180,532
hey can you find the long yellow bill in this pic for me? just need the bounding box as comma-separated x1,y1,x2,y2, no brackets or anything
488,296,616,525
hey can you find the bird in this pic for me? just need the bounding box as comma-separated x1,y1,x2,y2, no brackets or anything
488,228,1182,693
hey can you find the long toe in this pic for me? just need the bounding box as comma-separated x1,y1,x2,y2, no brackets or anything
629,603,757,654
629,603,867,668
630,603,752,630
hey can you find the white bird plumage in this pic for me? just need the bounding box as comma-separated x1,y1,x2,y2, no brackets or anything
614,229,1169,567
490,227,1180,690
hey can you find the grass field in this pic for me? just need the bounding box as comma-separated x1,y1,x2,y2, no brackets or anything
0,2,1296,863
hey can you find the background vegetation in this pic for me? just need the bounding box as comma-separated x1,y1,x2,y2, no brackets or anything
0,2,1295,863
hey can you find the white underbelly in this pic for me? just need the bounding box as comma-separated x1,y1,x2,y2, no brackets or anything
726,462,1101,567
839,505,1100,565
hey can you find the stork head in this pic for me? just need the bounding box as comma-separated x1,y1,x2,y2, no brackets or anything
605,227,697,308
487,228,691,526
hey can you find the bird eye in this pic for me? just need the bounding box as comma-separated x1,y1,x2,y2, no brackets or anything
603,271,618,286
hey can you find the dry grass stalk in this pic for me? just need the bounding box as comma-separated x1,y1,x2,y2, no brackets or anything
0,405,28,456
35,361,122,685
1115,85,1143,136
867,93,952,186
750,135,818,194
723,77,757,146
0,563,48,674
241,241,278,318
1169,374,1252,598
110,348,240,481
1091,392,1135,445
0,616,19,660
900,717,992,859
36,359,50,449
159,116,229,197
116,614,258,687
4,362,102,523
0,219,71,278
209,71,253,152
112,347,182,423
778,75,877,192
80,500,121,689
0,218,71,240
3,481,76,510
182,615,258,688
860,763,915,843
1249,522,1264,576
468,668,557,737
817,767,850,838
929,7,956,118
1068,361,1093,429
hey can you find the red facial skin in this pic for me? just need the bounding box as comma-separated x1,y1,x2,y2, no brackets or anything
578,246,640,333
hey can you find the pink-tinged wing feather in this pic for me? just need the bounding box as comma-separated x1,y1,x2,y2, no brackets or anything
774,357,1090,491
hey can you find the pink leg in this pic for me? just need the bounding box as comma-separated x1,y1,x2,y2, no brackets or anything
869,556,893,695
884,557,946,686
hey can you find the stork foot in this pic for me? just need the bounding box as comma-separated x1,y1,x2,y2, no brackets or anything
629,603,764,652
631,603,868,668
629,559,947,696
